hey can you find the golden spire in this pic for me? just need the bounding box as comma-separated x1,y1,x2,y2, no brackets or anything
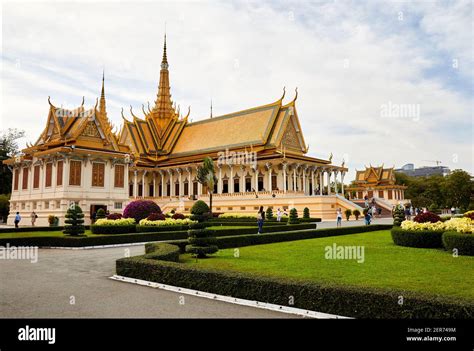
99,70,107,118
152,33,176,123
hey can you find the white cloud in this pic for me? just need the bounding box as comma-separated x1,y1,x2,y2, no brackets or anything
1,0,472,179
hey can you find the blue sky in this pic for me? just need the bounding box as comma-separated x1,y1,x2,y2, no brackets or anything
1,0,472,179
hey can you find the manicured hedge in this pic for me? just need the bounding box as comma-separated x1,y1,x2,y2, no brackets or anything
144,243,180,262
136,225,191,233
210,217,322,223
391,226,444,248
116,248,473,319
166,225,393,252
209,223,316,237
0,231,189,247
442,231,474,256
0,225,90,234
90,224,136,234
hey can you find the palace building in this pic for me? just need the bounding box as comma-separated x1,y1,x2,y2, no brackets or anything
345,165,408,210
5,36,362,225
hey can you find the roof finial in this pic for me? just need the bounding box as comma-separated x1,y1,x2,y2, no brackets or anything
161,31,168,68
210,99,213,118
99,70,107,117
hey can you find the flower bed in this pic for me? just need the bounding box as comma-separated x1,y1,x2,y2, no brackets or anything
91,218,136,234
138,218,196,226
393,218,473,251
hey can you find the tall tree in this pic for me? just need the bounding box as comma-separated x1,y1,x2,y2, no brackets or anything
443,169,472,210
0,129,25,194
196,157,217,214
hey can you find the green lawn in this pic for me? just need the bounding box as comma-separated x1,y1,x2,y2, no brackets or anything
181,230,474,301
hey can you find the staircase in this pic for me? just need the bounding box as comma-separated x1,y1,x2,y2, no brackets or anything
351,198,393,217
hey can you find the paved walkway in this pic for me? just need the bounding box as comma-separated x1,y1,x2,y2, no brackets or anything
316,217,393,229
0,245,294,318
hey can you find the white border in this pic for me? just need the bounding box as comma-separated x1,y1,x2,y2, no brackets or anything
110,274,352,319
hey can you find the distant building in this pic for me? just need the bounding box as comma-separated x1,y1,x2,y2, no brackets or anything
395,164,450,177
346,165,407,205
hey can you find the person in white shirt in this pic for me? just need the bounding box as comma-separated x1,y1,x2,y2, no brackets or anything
276,208,282,222
336,208,342,227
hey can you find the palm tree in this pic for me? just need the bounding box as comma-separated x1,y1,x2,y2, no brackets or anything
196,157,217,214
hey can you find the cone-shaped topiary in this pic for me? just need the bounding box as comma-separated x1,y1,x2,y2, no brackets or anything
63,204,85,236
266,207,274,220
393,206,406,226
303,207,310,219
288,208,299,224
185,222,218,258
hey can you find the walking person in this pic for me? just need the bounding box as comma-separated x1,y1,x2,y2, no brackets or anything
14,212,21,228
257,206,265,234
30,211,37,226
336,208,342,227
364,210,372,226
276,208,282,222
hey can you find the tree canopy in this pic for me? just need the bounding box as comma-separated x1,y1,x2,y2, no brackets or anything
395,169,473,211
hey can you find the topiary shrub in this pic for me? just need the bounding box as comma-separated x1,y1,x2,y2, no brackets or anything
288,208,299,225
63,204,85,236
185,222,218,258
345,209,352,221
393,207,405,226
442,232,474,256
123,200,161,223
147,212,166,221
172,213,186,220
107,213,122,220
190,200,210,215
266,207,274,220
414,212,441,223
303,207,310,219
353,209,361,220
96,208,106,220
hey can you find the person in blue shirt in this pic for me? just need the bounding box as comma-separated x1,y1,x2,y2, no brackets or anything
14,212,21,228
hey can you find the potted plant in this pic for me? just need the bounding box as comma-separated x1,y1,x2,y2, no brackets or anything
345,209,352,221
353,209,361,220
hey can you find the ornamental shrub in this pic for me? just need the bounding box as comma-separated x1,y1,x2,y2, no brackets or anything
96,208,106,220
63,204,85,236
288,208,299,225
393,207,405,226
172,213,186,220
147,212,166,221
414,212,441,223
303,207,310,219
266,207,274,220
353,209,361,220
185,222,218,258
123,200,161,223
107,213,122,220
190,200,210,215
344,209,352,221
